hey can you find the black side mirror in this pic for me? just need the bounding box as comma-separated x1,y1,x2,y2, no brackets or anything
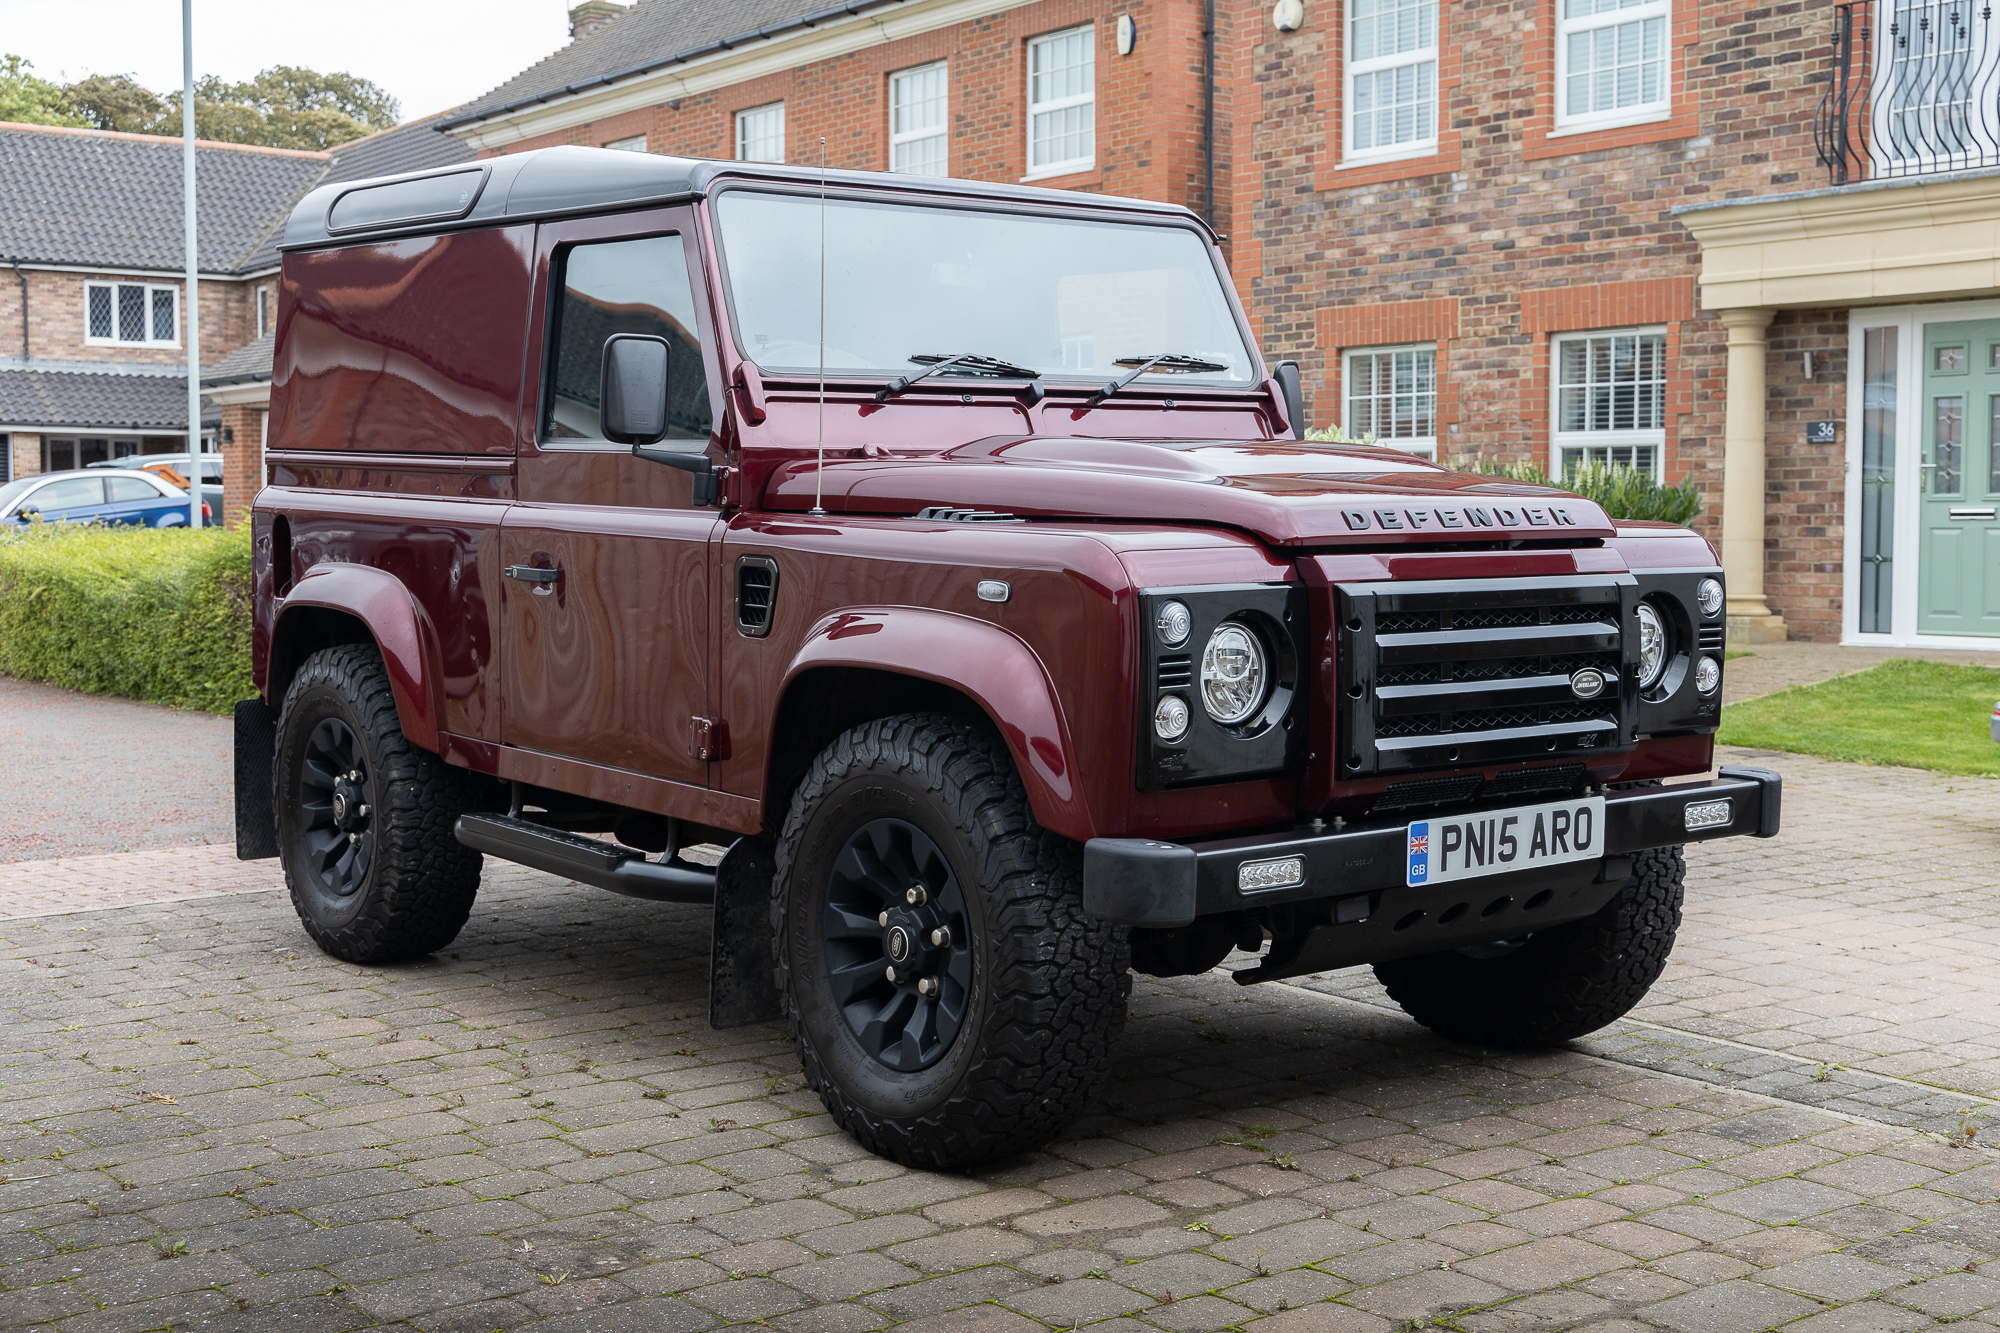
1273,361,1306,442
600,334,672,444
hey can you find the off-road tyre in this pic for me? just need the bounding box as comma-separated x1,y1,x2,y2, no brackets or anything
1373,845,1686,1047
275,644,483,963
772,714,1129,1168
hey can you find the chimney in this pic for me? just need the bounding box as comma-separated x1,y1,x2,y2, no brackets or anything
569,0,625,40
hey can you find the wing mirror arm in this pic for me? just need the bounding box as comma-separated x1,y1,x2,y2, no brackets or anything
1272,360,1306,442
633,445,720,506
602,332,722,506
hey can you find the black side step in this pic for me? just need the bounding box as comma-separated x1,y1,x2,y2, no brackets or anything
454,813,716,904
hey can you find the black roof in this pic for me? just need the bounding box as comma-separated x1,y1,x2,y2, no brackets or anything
0,365,218,430
325,112,479,186
279,146,1207,253
439,0,882,132
201,332,274,387
0,124,330,274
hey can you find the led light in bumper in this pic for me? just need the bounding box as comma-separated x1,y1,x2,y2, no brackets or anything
1684,798,1733,831
1694,655,1721,695
1238,855,1305,892
1200,622,1267,723
1697,578,1724,617
1635,602,1668,689
1154,694,1190,741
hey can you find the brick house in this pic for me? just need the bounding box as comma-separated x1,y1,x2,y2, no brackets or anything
0,115,473,525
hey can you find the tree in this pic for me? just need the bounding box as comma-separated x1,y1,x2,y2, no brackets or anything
61,73,166,134
0,54,85,127
155,66,400,151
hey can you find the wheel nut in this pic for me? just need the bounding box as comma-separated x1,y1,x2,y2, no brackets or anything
356,804,369,818
917,976,939,996
906,885,928,906
930,926,951,948
877,910,889,928
348,831,362,845
884,965,898,984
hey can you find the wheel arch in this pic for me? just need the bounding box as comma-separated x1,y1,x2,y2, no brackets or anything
269,565,444,753
765,610,1093,842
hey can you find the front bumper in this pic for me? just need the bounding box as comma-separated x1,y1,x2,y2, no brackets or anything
1084,766,1781,937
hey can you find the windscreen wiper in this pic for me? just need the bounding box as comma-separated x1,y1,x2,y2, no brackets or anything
875,353,1042,402
1087,353,1231,406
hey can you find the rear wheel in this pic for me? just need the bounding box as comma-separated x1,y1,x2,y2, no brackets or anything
773,714,1129,1168
1373,845,1685,1047
275,644,482,963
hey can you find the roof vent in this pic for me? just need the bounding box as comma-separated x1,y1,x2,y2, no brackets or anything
736,556,778,637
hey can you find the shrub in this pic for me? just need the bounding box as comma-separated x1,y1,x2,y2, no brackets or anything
1459,459,1703,525
0,523,252,714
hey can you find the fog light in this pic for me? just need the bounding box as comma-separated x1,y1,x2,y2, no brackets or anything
1697,577,1724,617
1239,855,1305,892
1694,655,1721,694
1684,798,1732,831
1154,694,1190,741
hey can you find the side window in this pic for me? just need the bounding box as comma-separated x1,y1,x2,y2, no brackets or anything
543,233,712,444
107,476,161,502
34,477,105,510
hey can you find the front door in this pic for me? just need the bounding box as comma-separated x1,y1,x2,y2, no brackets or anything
500,208,724,790
1919,321,2000,636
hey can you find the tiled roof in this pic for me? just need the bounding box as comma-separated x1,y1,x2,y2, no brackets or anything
324,112,478,185
0,365,219,430
0,123,329,275
201,333,273,387
442,0,876,128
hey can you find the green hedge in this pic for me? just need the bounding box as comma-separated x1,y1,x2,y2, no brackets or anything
0,524,253,714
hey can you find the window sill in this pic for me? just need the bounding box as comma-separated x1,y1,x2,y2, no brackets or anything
1337,144,1439,171
1547,109,1671,139
82,340,182,351
1020,161,1095,183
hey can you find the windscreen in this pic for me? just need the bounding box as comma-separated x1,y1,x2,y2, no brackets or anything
712,190,1254,387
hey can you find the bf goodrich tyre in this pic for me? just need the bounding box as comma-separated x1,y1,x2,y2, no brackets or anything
275,644,483,963
772,714,1129,1168
1374,846,1686,1047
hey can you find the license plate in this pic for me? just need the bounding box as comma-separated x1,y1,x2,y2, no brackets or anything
1406,795,1607,888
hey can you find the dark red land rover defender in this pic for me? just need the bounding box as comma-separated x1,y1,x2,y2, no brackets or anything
235,147,1779,1168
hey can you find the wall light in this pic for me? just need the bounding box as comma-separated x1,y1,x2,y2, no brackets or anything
1273,0,1305,31
1116,14,1137,55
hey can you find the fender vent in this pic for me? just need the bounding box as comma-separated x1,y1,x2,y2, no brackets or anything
736,556,778,638
912,506,1024,523
1157,654,1193,689
1698,625,1725,652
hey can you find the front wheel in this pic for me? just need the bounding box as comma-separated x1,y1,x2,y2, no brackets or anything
1374,845,1686,1047
772,715,1129,1168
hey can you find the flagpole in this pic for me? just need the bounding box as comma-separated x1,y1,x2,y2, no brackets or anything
181,0,202,529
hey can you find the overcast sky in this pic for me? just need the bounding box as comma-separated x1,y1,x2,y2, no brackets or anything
0,0,577,122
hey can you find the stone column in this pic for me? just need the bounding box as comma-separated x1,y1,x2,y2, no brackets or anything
1718,307,1788,643
9,432,42,480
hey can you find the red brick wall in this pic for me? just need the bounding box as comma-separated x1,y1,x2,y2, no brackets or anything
0,270,252,368
491,0,1228,227
1763,309,1849,642
1234,0,1839,635
219,403,265,530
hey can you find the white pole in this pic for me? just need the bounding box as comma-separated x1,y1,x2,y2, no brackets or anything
181,0,202,529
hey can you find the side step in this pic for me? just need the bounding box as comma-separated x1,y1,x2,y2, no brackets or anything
454,813,716,904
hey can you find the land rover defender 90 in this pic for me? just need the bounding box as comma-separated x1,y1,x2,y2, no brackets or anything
236,147,1779,1168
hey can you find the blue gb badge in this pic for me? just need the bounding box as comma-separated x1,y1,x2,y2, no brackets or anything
1407,821,1431,885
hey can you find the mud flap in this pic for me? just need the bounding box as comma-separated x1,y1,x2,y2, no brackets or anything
709,835,783,1029
234,697,280,861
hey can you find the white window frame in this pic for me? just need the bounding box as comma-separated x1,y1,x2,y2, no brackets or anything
255,285,269,338
603,133,648,152
889,60,950,177
84,281,180,348
1343,344,1438,458
1342,0,1439,166
1025,24,1095,180
735,103,785,163
1550,326,1667,478
1554,0,1672,133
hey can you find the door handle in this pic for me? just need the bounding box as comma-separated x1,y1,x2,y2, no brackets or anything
504,564,559,584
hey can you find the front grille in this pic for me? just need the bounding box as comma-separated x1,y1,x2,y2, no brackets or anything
1337,574,1638,776
1698,625,1726,652
1485,762,1586,800
1157,654,1193,689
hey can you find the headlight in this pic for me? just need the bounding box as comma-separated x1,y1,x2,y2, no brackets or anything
1154,695,1190,741
1156,600,1191,648
1694,655,1721,695
1200,622,1267,723
1697,578,1724,618
1635,602,1668,691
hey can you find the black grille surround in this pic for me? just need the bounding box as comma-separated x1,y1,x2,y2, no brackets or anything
1337,574,1641,777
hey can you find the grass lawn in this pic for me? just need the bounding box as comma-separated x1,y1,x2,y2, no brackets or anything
1718,657,2000,776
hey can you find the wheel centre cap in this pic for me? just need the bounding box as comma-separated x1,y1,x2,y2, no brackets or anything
331,791,348,825
886,926,912,963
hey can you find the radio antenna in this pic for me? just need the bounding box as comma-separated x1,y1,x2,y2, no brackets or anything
809,136,828,517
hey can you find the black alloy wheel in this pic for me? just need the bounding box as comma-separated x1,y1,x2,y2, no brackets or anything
822,817,973,1073
298,717,374,898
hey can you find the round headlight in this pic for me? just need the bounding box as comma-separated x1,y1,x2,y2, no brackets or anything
1200,622,1268,724
1694,655,1721,695
1154,694,1190,741
1697,578,1724,618
1635,602,1668,691
1156,600,1192,648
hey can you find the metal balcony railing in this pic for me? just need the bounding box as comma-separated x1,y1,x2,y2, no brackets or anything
1816,0,2000,185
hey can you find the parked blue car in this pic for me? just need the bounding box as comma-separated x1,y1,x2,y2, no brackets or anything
86,453,224,520
0,469,210,527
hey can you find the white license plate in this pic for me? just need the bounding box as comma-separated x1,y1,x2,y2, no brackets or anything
1406,795,1607,888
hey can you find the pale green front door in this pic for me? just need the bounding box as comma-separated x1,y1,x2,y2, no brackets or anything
1918,321,2000,636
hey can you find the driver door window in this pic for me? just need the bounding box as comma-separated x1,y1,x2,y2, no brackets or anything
542,234,712,446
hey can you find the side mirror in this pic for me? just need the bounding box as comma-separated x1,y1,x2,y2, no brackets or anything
1273,361,1306,442
600,333,672,444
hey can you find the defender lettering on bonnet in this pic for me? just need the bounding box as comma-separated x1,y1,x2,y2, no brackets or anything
235,144,1771,1174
